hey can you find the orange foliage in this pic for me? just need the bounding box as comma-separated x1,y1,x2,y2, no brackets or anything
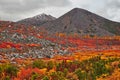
26,43,41,47
16,68,47,80
0,42,22,50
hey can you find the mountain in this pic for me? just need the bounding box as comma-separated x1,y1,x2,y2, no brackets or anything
17,13,56,26
41,8,120,36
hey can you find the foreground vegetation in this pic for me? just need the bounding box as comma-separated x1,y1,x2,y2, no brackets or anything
0,23,120,80
0,51,119,80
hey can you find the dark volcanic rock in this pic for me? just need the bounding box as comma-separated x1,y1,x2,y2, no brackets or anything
42,8,120,36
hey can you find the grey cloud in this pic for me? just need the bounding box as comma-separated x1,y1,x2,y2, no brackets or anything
0,0,71,21
0,0,71,13
107,0,120,8
102,0,120,21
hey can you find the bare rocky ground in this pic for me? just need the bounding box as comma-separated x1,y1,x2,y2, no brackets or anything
0,24,70,64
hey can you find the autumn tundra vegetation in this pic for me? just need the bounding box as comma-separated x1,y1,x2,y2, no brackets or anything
0,8,120,80
0,23,120,80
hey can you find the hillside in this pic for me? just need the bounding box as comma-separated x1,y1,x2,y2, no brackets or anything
42,8,120,36
17,13,56,26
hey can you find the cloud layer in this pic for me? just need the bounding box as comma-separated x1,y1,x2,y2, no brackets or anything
0,0,120,22
0,0,71,13
103,0,120,22
0,0,71,21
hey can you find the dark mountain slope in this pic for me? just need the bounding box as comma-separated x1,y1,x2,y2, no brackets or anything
41,8,120,36
17,13,56,26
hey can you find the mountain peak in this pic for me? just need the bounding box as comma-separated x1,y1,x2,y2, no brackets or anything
40,13,47,16
33,13,55,20
42,8,120,36
58,8,93,19
71,8,91,12
68,8,92,15
33,13,47,17
17,13,56,26
71,8,83,11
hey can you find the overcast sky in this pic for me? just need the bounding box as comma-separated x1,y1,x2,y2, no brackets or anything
0,0,120,22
